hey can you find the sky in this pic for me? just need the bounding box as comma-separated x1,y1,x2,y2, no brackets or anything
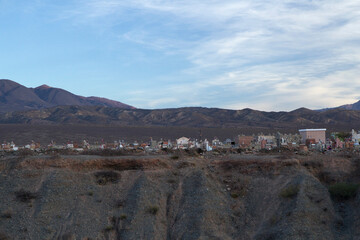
1,0,360,111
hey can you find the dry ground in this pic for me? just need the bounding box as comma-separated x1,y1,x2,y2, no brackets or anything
0,152,359,239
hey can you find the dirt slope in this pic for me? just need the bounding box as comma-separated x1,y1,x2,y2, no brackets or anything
0,154,359,239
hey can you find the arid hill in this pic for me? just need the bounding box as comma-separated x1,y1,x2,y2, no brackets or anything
321,99,360,111
1,105,360,130
0,79,134,113
0,152,359,239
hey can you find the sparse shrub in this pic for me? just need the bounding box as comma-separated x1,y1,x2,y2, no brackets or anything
230,192,239,198
302,159,323,169
167,179,176,184
104,225,114,232
88,191,94,196
280,185,299,198
318,170,337,184
329,182,359,200
170,155,179,160
94,171,119,185
147,205,159,215
15,190,38,203
120,214,127,220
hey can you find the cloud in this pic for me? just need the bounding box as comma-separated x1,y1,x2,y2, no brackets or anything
58,0,360,110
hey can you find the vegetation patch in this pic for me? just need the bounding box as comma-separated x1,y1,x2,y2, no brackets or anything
230,192,239,198
167,178,176,184
120,214,127,220
302,159,323,169
94,171,119,185
15,190,38,203
146,205,159,215
280,185,299,198
329,182,359,200
104,225,114,232
170,155,179,160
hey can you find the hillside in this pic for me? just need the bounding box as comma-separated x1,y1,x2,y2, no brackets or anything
338,100,360,111
0,79,134,112
0,153,359,239
1,106,360,130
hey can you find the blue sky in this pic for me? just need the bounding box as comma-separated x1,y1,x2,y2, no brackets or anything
1,0,360,111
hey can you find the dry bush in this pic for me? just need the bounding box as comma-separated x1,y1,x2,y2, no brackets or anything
301,159,323,169
94,171,119,185
280,185,299,198
15,189,38,203
329,182,359,200
146,205,159,215
170,155,179,160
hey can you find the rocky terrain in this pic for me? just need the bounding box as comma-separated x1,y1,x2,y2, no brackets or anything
0,152,359,239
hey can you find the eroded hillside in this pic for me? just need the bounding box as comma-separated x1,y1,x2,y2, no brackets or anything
0,153,359,239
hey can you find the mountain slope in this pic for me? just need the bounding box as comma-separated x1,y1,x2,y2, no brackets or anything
1,105,360,130
338,100,360,110
0,79,135,112
0,80,51,112
320,99,360,111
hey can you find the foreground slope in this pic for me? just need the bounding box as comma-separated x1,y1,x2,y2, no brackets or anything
0,153,359,239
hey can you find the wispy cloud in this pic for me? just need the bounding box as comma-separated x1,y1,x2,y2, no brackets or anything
57,0,360,110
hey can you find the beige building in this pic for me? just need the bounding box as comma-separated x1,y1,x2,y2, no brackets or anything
299,129,326,144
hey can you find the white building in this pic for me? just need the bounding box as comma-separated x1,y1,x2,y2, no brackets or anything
176,137,190,149
351,129,360,144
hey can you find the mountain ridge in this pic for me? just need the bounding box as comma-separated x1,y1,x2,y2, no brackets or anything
0,79,135,112
1,105,360,130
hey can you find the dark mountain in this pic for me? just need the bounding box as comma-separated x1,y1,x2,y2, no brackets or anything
1,105,360,131
337,100,360,110
0,80,51,112
319,99,360,111
0,79,134,112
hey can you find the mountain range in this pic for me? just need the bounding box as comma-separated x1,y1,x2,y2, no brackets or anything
1,105,360,131
0,79,134,113
1,79,360,130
